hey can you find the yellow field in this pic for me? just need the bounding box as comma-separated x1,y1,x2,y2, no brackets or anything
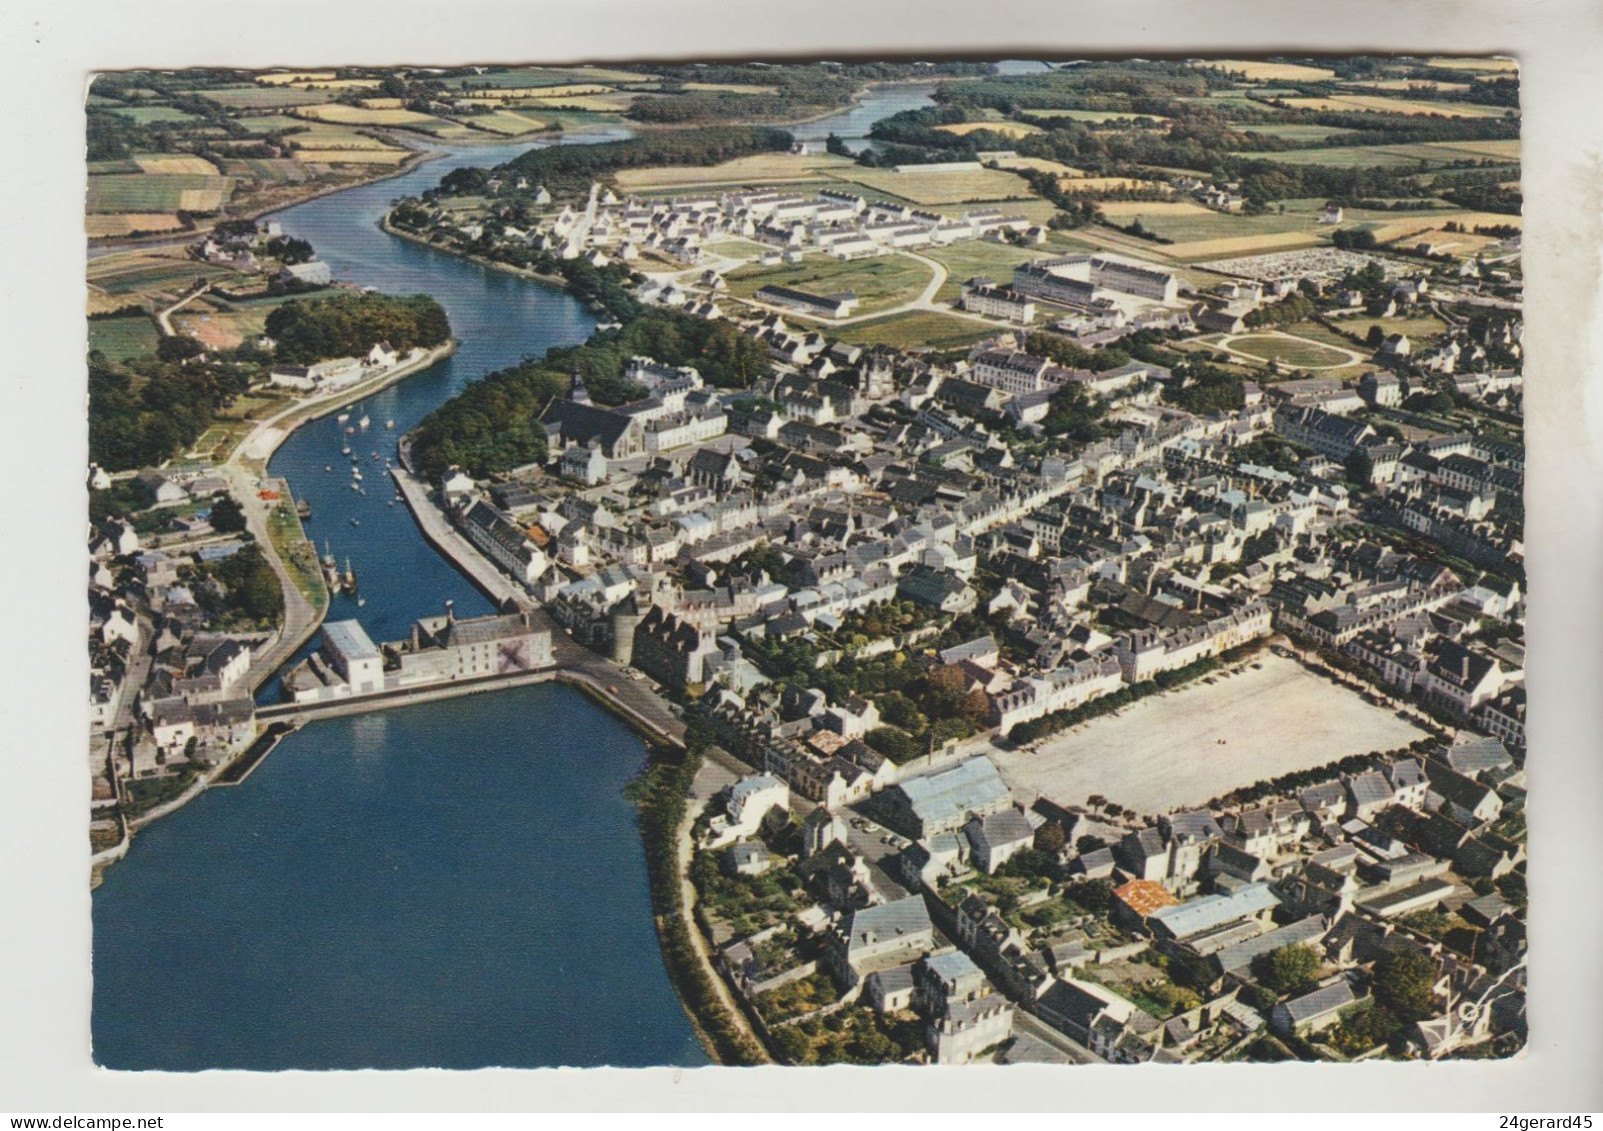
1338,79,1471,93
258,71,336,85
612,152,857,190
462,84,613,101
1420,138,1521,160
1365,210,1522,244
1394,227,1503,255
297,103,438,125
133,155,218,175
453,109,548,136
294,149,411,165
522,92,637,112
681,82,780,94
1164,230,1325,260
1058,175,1169,193
934,121,1043,138
1427,57,1518,73
176,188,227,210
844,166,1036,205
285,127,397,150
359,97,407,109
1280,95,1507,118
291,79,382,91
1096,200,1214,219
1195,59,1336,81
84,212,186,238
994,156,1084,176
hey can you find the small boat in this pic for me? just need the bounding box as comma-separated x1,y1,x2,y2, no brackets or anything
345,426,355,435
324,465,333,472
337,413,350,424
341,445,351,456
352,469,363,481
350,518,360,527
387,500,396,507
359,415,370,429
296,498,312,521
350,482,361,492
357,597,366,607
385,419,395,429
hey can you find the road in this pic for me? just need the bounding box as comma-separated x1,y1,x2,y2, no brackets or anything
221,460,320,695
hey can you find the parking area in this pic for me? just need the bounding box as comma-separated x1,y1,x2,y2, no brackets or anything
987,653,1429,816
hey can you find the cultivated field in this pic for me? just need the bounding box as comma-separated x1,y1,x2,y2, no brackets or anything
612,152,855,191
200,86,329,109
1165,230,1328,261
257,71,337,85
1279,95,1511,119
296,104,438,126
1427,57,1518,73
86,174,235,214
843,167,1036,206
87,314,161,361
83,212,188,238
681,82,780,95
294,149,411,165
108,105,203,125
988,654,1428,816
1192,59,1337,82
725,254,934,315
1058,175,1168,194
1026,109,1169,125
1096,200,1218,221
451,109,549,135
934,121,1043,139
1240,124,1361,142
132,155,219,176
993,156,1085,176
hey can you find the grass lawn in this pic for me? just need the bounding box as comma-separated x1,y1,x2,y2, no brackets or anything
1221,332,1360,369
832,311,996,351
725,254,934,315
1359,313,1449,341
88,254,238,298
923,239,1044,302
87,315,160,361
613,152,857,192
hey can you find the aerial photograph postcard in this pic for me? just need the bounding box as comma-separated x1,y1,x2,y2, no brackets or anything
84,55,1527,1070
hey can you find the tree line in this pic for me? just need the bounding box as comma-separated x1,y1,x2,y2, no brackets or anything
265,292,450,365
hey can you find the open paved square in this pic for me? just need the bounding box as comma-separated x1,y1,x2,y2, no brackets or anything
987,654,1429,816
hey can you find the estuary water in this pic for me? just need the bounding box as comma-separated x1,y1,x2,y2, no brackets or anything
93,80,947,1070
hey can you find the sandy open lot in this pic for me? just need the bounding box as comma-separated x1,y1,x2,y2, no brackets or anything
988,654,1427,816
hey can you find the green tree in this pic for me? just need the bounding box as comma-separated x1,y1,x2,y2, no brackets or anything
1034,820,1067,855
1373,947,1438,1023
209,494,247,534
1256,943,1321,996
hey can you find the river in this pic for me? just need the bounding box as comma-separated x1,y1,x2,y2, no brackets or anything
90,79,972,1071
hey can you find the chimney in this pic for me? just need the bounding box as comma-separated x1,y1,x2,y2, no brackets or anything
445,599,456,625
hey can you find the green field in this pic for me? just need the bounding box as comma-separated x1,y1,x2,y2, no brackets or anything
87,315,160,361
445,65,660,88
1026,108,1169,124
451,108,550,135
1221,333,1358,369
89,257,236,298
1242,124,1363,142
85,174,236,213
88,159,143,175
726,254,934,315
923,240,1044,302
1231,143,1500,169
200,86,329,109
107,104,204,125
220,157,314,182
1120,209,1318,244
832,311,996,351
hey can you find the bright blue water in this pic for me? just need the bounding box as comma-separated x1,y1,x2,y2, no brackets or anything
91,685,708,1070
91,132,710,1071
93,84,932,1070
788,84,938,153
